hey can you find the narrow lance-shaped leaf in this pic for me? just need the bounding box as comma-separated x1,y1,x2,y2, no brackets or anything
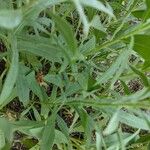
103,110,119,135
96,49,130,85
17,35,62,62
73,0,90,36
0,35,19,106
49,12,77,55
16,64,30,106
119,110,150,130
130,65,149,87
41,108,57,150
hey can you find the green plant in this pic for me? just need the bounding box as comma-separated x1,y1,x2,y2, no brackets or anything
0,0,150,149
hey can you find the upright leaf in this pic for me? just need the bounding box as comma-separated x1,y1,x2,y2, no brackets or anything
0,35,18,106
49,13,77,55
16,64,30,106
41,108,57,150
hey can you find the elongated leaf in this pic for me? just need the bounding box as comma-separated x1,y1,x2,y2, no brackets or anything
119,110,150,130
31,0,66,13
74,0,90,35
90,15,106,32
79,0,114,17
16,64,30,106
54,130,68,144
56,115,69,140
0,9,22,29
120,80,131,95
96,50,129,85
49,13,77,55
0,35,18,106
76,107,94,148
44,74,63,87
0,118,13,142
96,131,102,150
17,35,63,62
103,110,119,135
41,109,57,150
26,71,44,101
130,65,149,87
79,36,96,54
0,130,5,149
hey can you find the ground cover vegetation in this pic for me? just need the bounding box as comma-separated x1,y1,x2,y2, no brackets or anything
0,0,150,149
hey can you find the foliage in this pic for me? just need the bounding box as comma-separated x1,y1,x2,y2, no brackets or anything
0,0,150,149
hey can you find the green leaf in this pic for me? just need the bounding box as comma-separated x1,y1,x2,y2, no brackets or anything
44,74,63,88
134,35,150,61
65,82,81,96
76,107,94,148
120,80,131,95
26,71,44,101
32,107,41,121
103,110,119,135
41,108,57,150
17,35,63,62
54,130,68,144
90,15,106,32
95,131,102,150
96,49,129,85
119,110,150,130
56,115,69,140
0,35,18,106
0,9,22,29
0,118,13,142
79,36,96,54
79,0,114,17
32,0,66,13
130,65,149,87
16,64,30,106
0,130,5,149
49,13,77,55
132,1,150,20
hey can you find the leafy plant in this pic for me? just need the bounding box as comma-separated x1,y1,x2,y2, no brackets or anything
0,0,150,149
